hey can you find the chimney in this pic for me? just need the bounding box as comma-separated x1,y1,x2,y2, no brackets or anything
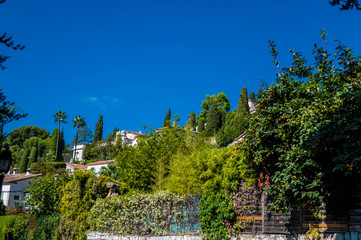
26,168,32,175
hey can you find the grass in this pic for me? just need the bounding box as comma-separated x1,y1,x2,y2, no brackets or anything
0,215,16,240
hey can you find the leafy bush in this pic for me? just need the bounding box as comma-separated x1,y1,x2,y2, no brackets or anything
25,173,71,217
88,191,200,236
3,213,29,240
31,213,61,240
58,170,127,240
0,200,5,216
30,162,66,175
199,193,236,240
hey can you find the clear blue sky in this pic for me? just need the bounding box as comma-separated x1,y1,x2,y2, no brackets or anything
1,0,360,143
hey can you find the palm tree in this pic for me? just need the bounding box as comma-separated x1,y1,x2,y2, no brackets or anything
53,111,67,161
72,115,86,161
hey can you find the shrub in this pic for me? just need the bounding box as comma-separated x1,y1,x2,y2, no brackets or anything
0,200,5,216
30,162,66,175
199,192,236,240
3,213,29,240
88,191,200,236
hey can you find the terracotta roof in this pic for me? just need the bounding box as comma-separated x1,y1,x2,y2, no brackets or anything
66,163,87,170
3,173,42,184
87,160,115,166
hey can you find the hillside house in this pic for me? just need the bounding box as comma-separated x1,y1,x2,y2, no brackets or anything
87,160,115,177
116,130,142,146
1,170,42,207
66,162,87,173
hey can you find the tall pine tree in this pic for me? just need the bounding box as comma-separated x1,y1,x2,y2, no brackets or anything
19,148,30,173
93,115,103,143
28,147,38,167
205,101,221,137
189,112,197,130
249,92,256,101
237,87,250,114
163,108,171,127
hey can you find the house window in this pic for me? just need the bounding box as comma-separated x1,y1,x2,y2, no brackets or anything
14,195,20,200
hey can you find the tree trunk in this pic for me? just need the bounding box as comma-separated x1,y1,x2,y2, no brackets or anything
55,121,60,161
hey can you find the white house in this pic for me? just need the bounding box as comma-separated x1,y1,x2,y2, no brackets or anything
1,171,42,207
72,143,86,162
71,130,143,162
65,162,87,173
87,160,115,177
116,130,142,147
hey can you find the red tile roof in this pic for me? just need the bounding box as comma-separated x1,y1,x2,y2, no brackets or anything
66,163,87,170
87,160,115,166
3,173,42,184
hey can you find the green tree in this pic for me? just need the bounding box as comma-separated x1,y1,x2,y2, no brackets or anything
257,88,263,99
0,91,28,146
188,112,197,130
330,0,360,9
0,28,25,70
163,108,171,127
71,124,93,145
28,147,38,167
249,92,256,101
205,101,221,137
53,111,67,161
199,93,230,121
7,126,49,149
72,115,86,161
59,170,123,239
197,117,205,132
237,87,250,114
24,173,70,216
244,33,361,214
19,148,29,173
93,115,103,143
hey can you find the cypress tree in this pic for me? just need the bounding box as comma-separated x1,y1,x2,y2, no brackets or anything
249,92,256,101
28,147,38,167
163,108,171,127
198,117,205,132
94,115,103,143
189,112,197,130
56,130,65,161
205,101,221,137
237,87,250,115
19,148,30,173
257,88,263,99
50,128,58,154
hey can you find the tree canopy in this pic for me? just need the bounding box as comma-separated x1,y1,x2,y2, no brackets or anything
243,31,361,214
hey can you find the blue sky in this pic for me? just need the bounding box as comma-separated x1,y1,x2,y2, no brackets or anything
1,0,360,143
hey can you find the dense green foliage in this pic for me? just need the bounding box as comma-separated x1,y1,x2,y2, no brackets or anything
19,148,29,173
89,191,200,235
93,115,103,143
237,87,249,114
244,33,361,213
204,101,222,137
3,213,29,240
199,193,236,240
0,215,15,240
165,146,249,195
188,111,197,130
7,126,49,148
30,162,66,175
0,200,5,216
28,147,37,166
25,173,69,216
58,170,126,240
